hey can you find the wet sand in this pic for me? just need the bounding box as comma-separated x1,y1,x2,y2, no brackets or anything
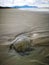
0,36,49,65
0,9,49,65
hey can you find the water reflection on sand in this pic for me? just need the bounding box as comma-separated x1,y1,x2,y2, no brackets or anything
0,31,49,65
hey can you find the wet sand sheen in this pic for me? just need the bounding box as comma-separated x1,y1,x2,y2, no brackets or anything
0,9,49,65
0,36,49,65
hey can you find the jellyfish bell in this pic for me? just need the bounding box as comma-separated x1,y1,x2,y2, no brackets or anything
9,35,33,56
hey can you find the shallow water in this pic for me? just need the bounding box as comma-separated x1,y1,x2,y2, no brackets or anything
0,34,49,65
0,9,49,65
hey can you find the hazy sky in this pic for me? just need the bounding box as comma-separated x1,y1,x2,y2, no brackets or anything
0,0,49,7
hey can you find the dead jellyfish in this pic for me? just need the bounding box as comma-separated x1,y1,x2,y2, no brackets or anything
9,35,33,56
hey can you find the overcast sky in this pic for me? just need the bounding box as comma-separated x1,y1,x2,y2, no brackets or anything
0,0,49,7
